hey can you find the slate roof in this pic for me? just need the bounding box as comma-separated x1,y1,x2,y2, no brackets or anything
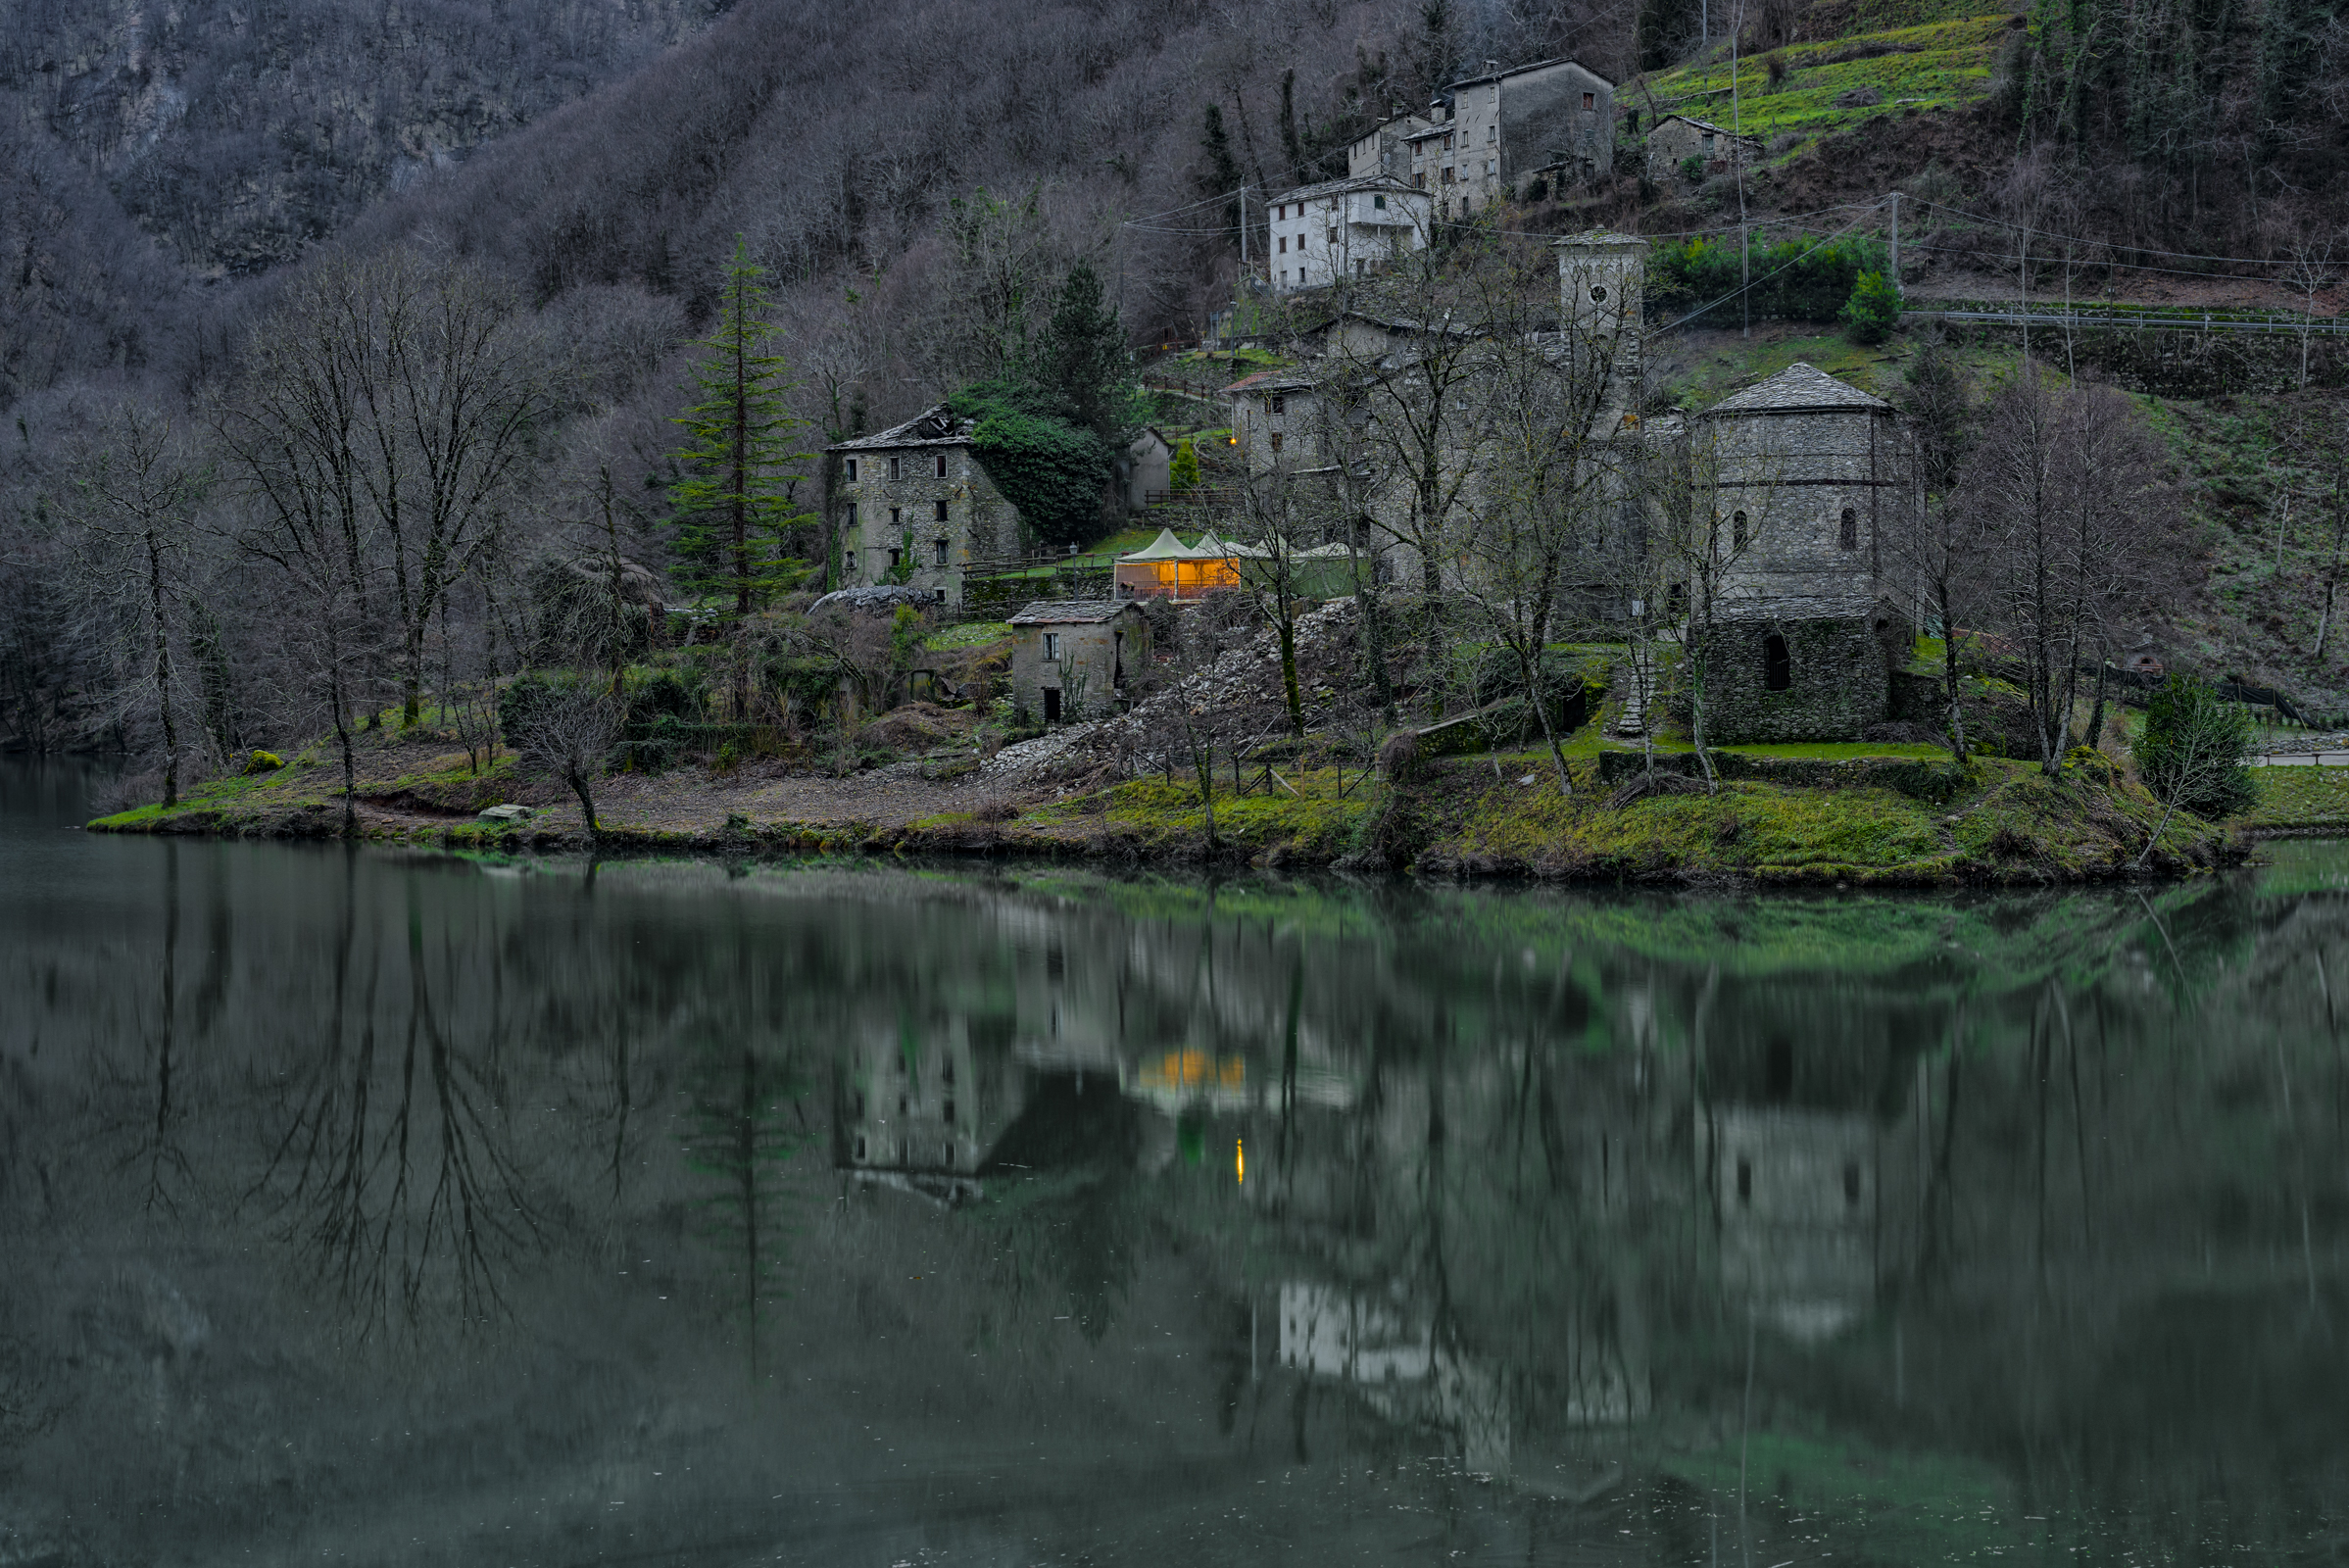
1008,601,1139,626
1650,114,1762,143
1273,172,1424,204
828,403,975,453
1222,368,1317,394
1442,56,1615,92
1704,362,1889,416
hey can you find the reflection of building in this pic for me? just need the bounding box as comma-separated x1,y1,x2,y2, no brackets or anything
1280,1283,1512,1475
1700,1030,1933,1342
838,1020,1024,1177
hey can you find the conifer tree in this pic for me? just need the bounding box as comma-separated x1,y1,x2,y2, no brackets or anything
671,237,814,617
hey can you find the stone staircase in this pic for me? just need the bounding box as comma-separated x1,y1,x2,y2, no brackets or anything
1615,649,1657,736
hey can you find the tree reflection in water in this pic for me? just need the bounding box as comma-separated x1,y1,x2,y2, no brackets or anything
3,806,2349,1564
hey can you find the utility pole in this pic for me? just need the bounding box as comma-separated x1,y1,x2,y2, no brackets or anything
1239,183,1249,271
1887,189,1900,278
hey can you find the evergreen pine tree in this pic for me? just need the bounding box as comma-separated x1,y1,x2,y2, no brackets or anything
670,237,814,617
1035,262,1135,447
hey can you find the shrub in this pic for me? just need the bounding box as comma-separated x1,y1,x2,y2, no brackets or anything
1763,50,1787,89
1679,154,1706,183
947,383,1114,547
1649,234,1891,322
2137,674,2255,819
1168,438,1200,491
243,749,285,774
1839,270,1904,344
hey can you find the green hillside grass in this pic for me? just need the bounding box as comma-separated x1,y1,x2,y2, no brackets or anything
1637,14,2009,147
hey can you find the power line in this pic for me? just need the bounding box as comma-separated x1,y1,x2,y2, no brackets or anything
1908,198,2318,269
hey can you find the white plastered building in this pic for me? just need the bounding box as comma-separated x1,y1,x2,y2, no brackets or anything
1265,174,1432,292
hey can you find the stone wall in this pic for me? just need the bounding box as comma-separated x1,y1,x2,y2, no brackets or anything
1692,616,1888,742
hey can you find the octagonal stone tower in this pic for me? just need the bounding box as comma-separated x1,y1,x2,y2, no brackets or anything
1692,362,1908,743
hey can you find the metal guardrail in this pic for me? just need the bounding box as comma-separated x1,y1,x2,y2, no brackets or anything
1908,306,2349,337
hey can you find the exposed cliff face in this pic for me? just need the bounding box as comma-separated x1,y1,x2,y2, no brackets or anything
2,0,728,279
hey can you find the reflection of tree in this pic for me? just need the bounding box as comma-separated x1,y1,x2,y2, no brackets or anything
679,1040,810,1375
250,873,540,1335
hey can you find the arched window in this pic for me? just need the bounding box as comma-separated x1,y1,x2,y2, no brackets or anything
1838,506,1858,550
1763,632,1791,691
1732,510,1748,552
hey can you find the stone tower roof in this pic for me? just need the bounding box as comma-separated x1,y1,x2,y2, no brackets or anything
1705,362,1888,416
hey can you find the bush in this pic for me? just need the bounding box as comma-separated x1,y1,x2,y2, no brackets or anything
1648,234,1891,322
1168,437,1199,491
1840,270,1904,344
1678,155,1706,184
948,383,1114,548
243,749,285,774
2136,674,2256,819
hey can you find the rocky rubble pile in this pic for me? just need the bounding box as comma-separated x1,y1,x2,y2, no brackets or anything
976,599,1364,787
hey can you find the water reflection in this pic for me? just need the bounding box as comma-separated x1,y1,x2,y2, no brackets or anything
2,760,2346,1565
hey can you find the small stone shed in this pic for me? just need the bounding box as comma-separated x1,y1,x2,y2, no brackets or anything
1008,600,1151,725
1644,115,1761,182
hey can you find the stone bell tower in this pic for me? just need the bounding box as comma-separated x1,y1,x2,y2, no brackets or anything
1553,230,1648,421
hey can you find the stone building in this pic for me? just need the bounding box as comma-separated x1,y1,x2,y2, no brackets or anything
827,405,1026,609
1643,114,1761,183
1265,174,1433,292
1345,113,1439,180
1222,367,1321,476
1691,363,1909,743
1007,600,1150,725
1396,58,1616,219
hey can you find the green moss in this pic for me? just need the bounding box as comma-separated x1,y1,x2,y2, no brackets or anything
1643,15,2008,140
2235,766,2349,830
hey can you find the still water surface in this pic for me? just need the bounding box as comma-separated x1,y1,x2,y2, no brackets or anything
3,760,2347,1566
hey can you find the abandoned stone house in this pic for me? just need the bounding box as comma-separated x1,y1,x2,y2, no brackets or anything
1383,58,1616,219
1222,366,1323,476
1265,174,1433,292
1008,600,1151,725
1643,114,1762,183
1693,362,1909,743
828,405,1026,610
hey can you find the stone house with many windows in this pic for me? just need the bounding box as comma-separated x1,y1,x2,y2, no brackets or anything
1265,174,1433,292
828,405,1026,609
1390,58,1616,219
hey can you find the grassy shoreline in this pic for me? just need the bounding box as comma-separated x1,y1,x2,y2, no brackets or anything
83,726,2255,886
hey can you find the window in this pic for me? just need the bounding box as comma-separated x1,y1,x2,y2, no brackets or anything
1444,132,1454,150
890,506,901,527
888,547,903,568
1443,166,1454,183
856,1135,867,1161
844,457,858,481
934,499,948,521
1328,227,1338,243
889,455,903,480
944,1100,955,1126
846,502,857,527
1763,633,1791,691
1737,1156,1752,1203
1732,509,1747,551
1838,507,1858,550
1582,91,1595,110
935,453,948,478
1269,394,1285,413
1487,123,1496,142
1486,159,1495,175
1043,631,1060,662
932,538,948,564
1277,235,1287,254
1590,285,1609,303
1269,432,1283,452
1701,131,1716,153
1374,193,1388,209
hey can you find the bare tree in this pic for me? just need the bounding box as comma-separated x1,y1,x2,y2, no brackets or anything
1957,369,2182,775
514,681,622,836
1887,340,1982,760
58,404,212,806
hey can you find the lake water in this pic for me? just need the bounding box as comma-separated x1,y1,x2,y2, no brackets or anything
4,759,2346,1567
